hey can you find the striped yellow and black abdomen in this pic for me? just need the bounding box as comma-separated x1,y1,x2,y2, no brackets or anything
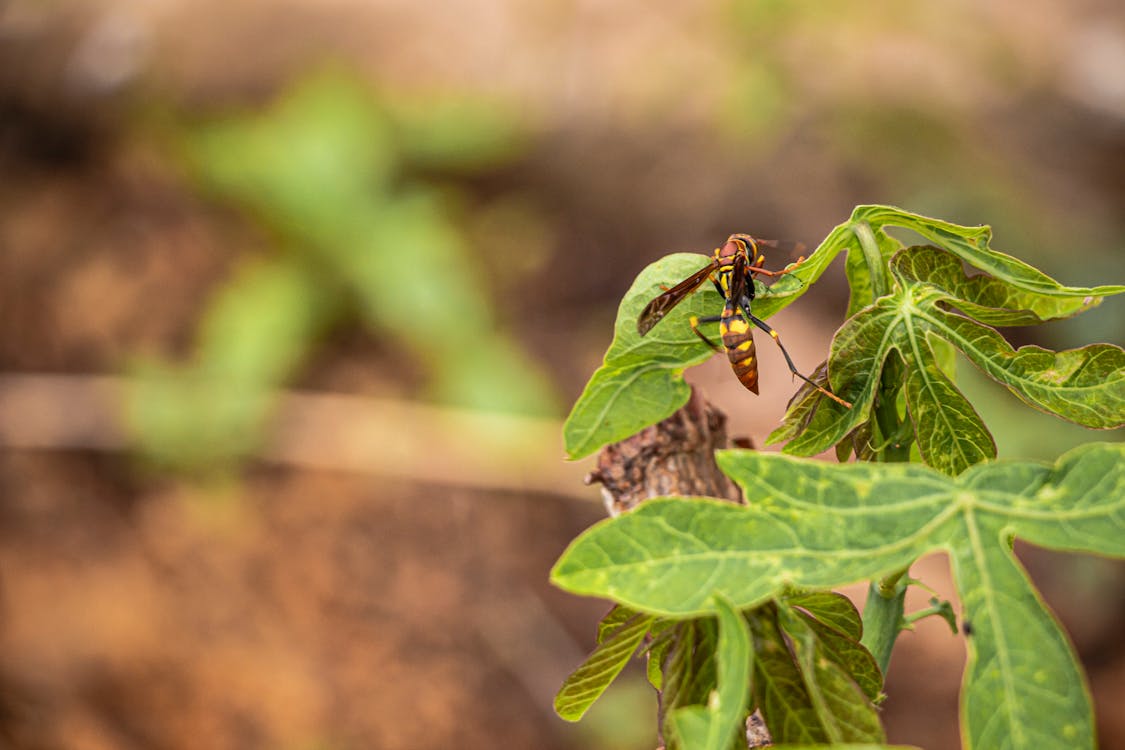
719,304,759,394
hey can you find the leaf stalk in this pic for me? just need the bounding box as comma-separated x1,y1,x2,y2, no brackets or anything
852,221,888,299
860,575,908,678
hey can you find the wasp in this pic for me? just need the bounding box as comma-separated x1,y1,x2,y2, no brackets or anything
636,234,851,408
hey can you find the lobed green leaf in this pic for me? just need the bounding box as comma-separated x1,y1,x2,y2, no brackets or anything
552,443,1125,749
849,205,1125,305
774,245,1125,474
892,246,1102,325
950,517,1091,749
552,455,955,616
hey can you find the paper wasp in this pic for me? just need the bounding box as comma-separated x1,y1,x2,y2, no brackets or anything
636,234,851,408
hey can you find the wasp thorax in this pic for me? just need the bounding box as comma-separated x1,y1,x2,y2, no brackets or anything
717,239,741,261
720,234,759,260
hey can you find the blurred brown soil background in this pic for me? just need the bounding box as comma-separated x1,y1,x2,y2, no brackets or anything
1,1,1124,749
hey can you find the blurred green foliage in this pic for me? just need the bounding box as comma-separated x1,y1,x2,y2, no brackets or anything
717,1,1123,300
127,70,556,470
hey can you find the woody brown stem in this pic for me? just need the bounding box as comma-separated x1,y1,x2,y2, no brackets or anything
585,386,772,748
585,386,743,515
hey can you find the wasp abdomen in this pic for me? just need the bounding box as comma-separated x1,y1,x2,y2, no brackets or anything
719,309,759,394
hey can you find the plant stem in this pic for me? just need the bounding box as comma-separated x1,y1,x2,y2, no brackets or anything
860,573,908,677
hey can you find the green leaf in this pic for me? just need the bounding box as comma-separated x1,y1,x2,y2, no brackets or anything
904,339,997,472
563,253,721,459
597,604,641,643
774,245,1125,475
555,611,654,721
642,617,680,690
642,617,680,691
665,709,714,750
849,205,1125,307
778,605,885,743
791,610,883,703
778,590,885,702
844,222,899,315
563,253,715,457
892,245,1101,326
667,596,752,750
950,523,1091,749
660,619,719,715
551,457,953,616
761,745,917,749
747,605,830,744
563,240,839,460
784,591,864,641
552,443,1125,749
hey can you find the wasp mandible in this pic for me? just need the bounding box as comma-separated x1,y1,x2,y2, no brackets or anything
636,234,851,408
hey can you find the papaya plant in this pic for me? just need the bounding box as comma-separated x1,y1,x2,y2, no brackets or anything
551,206,1125,749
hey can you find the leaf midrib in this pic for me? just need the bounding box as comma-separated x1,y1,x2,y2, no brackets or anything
913,304,1123,400
567,362,684,454
570,502,961,573
731,475,951,516
902,301,978,471
962,506,1025,748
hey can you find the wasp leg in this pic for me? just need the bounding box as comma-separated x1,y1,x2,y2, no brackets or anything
741,308,852,408
689,314,724,351
746,254,806,277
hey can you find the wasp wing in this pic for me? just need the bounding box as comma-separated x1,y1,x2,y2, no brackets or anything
727,252,748,301
636,260,717,336
753,239,806,256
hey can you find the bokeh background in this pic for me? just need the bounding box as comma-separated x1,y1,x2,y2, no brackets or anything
1,1,1123,748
